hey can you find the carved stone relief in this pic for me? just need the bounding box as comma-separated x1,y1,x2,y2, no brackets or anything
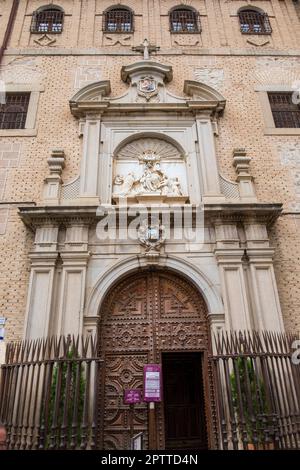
112,138,188,202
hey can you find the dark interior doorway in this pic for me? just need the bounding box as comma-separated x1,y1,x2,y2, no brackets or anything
162,352,208,450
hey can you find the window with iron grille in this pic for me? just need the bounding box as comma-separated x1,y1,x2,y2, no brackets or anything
239,9,272,35
268,93,300,128
0,93,30,130
170,8,200,33
103,8,133,33
31,8,64,34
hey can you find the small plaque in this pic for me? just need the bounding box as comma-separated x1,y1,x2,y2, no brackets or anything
143,364,162,402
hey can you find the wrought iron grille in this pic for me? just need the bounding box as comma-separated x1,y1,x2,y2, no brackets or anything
0,335,102,450
170,9,200,33
31,9,64,34
239,10,272,34
210,331,300,450
103,8,133,33
0,93,30,130
268,93,300,128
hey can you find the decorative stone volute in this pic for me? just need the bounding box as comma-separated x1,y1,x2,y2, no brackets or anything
233,148,257,201
43,149,65,204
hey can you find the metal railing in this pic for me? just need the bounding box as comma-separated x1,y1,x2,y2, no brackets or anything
169,9,201,33
103,8,133,33
0,335,102,450
210,331,300,449
1,330,300,450
31,9,64,34
239,10,272,35
0,93,30,130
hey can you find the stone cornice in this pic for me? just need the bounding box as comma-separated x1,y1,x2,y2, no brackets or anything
70,100,224,118
18,203,283,229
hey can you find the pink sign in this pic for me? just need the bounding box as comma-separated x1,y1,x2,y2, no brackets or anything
124,389,142,404
143,364,162,402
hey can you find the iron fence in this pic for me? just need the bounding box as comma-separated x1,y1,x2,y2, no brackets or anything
0,335,102,450
210,331,300,450
1,331,300,450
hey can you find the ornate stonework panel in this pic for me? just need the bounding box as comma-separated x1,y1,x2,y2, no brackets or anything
99,271,209,449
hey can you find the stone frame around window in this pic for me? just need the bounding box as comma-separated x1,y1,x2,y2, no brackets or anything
0,84,44,137
256,85,300,136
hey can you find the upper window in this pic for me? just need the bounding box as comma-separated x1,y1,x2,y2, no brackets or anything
170,7,200,33
0,93,30,130
103,7,133,33
238,9,272,35
31,6,64,34
268,93,300,128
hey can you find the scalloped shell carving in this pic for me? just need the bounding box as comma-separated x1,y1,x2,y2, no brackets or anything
117,138,181,160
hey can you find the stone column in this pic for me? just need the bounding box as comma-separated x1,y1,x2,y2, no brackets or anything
24,225,59,339
214,220,253,331
244,221,284,331
56,223,90,337
195,112,225,203
80,113,101,203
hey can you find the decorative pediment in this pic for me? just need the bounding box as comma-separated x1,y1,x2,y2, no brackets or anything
69,80,111,115
184,80,226,113
69,62,226,116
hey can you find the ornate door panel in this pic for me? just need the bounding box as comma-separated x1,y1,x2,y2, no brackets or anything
98,271,209,450
103,354,148,450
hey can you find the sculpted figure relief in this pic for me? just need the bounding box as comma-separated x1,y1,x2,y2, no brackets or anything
113,152,183,197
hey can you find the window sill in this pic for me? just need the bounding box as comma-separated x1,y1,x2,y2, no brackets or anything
264,127,300,136
0,129,38,137
103,30,134,34
241,32,272,35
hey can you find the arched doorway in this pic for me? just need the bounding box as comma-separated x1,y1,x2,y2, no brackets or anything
97,269,214,450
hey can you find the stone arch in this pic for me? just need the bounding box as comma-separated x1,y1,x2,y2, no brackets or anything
85,254,224,320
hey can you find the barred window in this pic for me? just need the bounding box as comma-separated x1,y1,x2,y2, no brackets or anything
31,7,64,34
170,8,200,33
0,93,30,130
103,7,133,33
268,93,300,128
239,9,272,35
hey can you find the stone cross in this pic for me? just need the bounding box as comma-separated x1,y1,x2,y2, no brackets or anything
132,38,160,60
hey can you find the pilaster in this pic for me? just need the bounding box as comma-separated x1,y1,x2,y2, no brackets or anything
244,222,284,331
195,112,225,203
24,223,59,339
214,219,253,330
56,224,90,337
79,113,102,203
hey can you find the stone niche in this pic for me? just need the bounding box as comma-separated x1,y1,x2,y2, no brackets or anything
112,136,189,204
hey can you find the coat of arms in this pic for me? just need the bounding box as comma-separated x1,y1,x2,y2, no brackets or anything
138,76,157,100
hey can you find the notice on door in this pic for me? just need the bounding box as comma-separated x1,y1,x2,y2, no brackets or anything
143,364,162,402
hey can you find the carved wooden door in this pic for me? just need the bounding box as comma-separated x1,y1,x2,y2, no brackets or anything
98,270,209,450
